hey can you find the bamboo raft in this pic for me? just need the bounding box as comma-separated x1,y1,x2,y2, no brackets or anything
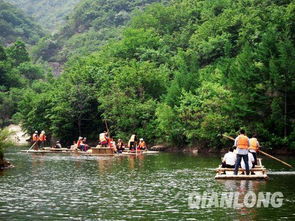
20,147,76,153
21,147,159,156
215,158,268,180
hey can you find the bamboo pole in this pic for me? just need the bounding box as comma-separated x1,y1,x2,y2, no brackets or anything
222,134,293,168
259,150,292,168
104,120,110,137
27,141,37,153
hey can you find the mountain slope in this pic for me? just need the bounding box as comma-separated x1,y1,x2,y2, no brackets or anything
0,0,44,45
5,0,81,32
33,0,168,63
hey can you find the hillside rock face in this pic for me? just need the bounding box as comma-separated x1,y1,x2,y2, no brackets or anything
7,124,29,146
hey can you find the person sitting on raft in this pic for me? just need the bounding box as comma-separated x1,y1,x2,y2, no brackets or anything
77,137,83,151
116,139,125,153
138,138,147,150
99,131,109,147
80,137,89,151
109,138,117,153
222,147,236,168
128,134,138,151
54,141,62,149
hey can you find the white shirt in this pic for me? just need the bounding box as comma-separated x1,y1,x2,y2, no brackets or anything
241,153,255,170
223,152,236,166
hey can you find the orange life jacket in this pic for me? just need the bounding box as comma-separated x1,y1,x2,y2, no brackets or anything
139,141,146,148
237,135,249,149
249,138,259,151
32,134,39,141
39,134,46,141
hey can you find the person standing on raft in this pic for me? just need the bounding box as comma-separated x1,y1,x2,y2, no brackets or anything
39,130,47,149
249,134,260,167
234,129,250,175
32,131,39,150
99,131,109,147
128,134,138,151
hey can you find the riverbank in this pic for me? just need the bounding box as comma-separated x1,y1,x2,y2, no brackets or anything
151,145,295,156
0,151,13,170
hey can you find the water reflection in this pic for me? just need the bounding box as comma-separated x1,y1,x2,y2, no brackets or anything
127,154,145,170
31,154,46,170
217,179,267,219
97,157,116,174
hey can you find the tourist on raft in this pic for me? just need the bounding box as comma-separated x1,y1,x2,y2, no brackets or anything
39,130,47,149
128,134,138,151
32,131,39,150
99,131,109,147
109,138,117,152
222,147,236,168
249,134,260,167
54,141,62,149
138,138,147,150
233,129,250,175
116,139,125,153
241,152,255,174
80,137,89,151
77,137,85,151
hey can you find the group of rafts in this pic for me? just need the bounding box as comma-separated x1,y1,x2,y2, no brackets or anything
22,130,292,180
21,132,159,156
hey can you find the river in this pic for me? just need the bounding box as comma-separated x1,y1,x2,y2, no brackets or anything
1,147,295,220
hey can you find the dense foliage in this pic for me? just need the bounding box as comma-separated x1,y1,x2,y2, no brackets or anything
2,0,295,149
0,41,47,127
5,0,81,32
0,128,13,156
32,0,168,63
0,0,44,45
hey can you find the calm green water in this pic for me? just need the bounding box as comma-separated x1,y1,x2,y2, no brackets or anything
1,148,295,220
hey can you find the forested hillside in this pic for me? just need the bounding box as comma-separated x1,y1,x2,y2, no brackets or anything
5,0,81,32
14,0,295,149
32,0,168,63
0,0,44,45
0,41,47,128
